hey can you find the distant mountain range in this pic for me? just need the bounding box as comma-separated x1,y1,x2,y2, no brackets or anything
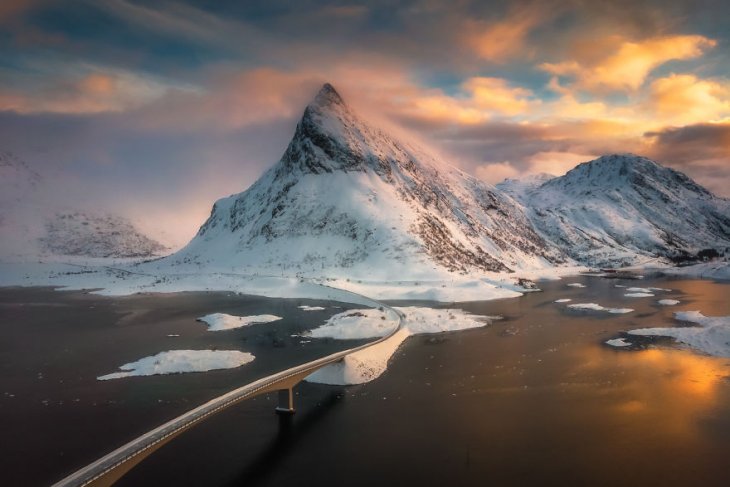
0,152,165,260
3,85,728,272
159,84,730,277
498,154,730,267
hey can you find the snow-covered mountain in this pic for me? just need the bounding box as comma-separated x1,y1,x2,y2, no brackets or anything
164,84,564,278
41,211,166,258
0,152,166,260
497,173,555,201
505,154,730,267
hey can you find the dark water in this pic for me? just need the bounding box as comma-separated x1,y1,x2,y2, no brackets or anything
2,276,729,486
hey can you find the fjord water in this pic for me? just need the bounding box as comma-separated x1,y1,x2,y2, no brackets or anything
1,276,729,486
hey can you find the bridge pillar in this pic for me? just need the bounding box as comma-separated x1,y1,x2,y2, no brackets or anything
275,387,295,415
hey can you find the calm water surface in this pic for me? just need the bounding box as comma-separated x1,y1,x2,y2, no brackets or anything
1,276,729,487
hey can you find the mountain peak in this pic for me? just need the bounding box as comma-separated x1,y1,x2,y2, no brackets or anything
312,82,345,109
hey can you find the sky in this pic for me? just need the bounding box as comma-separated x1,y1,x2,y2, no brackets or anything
1,0,729,247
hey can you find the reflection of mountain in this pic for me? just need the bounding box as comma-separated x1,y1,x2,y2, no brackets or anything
0,152,165,260
165,84,563,278
501,154,730,266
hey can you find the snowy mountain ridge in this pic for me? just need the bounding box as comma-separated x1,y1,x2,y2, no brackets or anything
163,84,564,279
505,153,730,267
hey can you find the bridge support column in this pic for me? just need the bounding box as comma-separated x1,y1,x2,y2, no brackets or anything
275,387,295,415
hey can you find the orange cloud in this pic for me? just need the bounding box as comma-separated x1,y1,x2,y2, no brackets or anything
541,35,716,92
462,77,536,116
0,66,190,114
463,5,547,63
648,73,730,125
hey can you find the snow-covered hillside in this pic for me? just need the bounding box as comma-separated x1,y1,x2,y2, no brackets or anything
0,152,166,260
162,84,565,279
505,154,730,267
41,211,166,258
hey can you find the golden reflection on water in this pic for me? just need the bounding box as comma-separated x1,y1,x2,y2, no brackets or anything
582,344,729,440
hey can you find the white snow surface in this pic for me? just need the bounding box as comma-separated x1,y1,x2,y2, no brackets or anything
299,305,325,311
567,283,586,288
606,338,632,347
567,303,634,314
555,298,572,303
628,311,730,357
197,313,282,331
305,306,498,385
658,299,680,306
97,350,255,380
624,292,655,298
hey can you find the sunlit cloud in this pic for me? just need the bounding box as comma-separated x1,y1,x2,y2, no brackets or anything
647,74,730,125
0,64,194,114
462,3,550,63
541,35,716,92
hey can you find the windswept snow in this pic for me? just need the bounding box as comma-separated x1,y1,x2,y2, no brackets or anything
306,307,498,385
606,338,632,347
97,350,255,380
299,305,326,311
628,311,730,357
307,308,393,339
197,313,282,331
658,299,680,306
567,303,633,314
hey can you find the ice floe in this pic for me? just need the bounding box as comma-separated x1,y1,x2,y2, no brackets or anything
658,299,680,306
298,305,325,311
628,311,730,357
197,312,282,331
624,292,655,298
97,350,255,380
567,303,633,314
605,338,632,347
554,298,572,303
567,283,586,288
305,307,499,385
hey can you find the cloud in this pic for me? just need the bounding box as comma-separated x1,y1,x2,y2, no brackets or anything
0,64,192,114
541,35,716,92
462,2,549,63
474,161,521,184
462,77,537,116
647,73,730,125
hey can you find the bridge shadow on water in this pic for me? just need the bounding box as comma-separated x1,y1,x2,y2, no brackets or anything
226,389,345,486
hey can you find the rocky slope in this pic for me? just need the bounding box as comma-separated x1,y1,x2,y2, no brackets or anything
0,152,166,260
164,84,564,278
503,154,730,267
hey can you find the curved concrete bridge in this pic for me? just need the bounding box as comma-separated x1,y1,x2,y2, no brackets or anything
53,285,404,487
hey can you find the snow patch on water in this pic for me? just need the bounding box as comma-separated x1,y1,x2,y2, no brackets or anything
624,292,655,298
555,298,572,303
305,307,499,385
97,350,255,380
628,311,730,357
567,303,633,314
658,299,680,306
298,305,326,311
606,338,632,347
197,313,282,331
